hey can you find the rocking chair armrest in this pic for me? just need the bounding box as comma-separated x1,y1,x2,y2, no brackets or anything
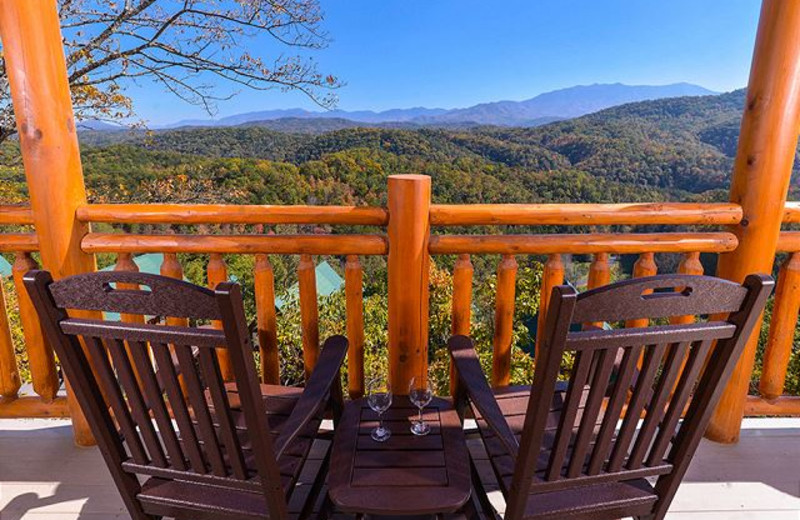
274,335,348,460
448,335,520,459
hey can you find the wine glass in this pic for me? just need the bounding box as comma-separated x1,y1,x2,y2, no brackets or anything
367,377,392,442
408,376,433,436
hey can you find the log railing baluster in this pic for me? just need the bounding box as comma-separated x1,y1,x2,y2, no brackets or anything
535,253,564,358
298,254,320,380
670,252,704,326
587,252,611,289
0,274,20,400
625,252,657,329
114,253,145,325
207,253,233,380
450,254,474,396
760,252,800,400
255,254,280,385
345,255,365,398
492,254,518,388
12,252,58,401
585,252,611,329
160,253,188,327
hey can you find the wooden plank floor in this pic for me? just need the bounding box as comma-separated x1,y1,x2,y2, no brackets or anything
1,417,799,519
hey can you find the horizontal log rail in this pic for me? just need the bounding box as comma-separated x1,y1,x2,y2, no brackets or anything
0,234,39,252
77,204,389,226
81,233,389,256
428,232,738,255
744,396,800,416
430,202,743,226
0,205,34,225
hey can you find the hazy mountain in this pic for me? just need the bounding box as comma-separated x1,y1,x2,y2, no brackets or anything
415,83,717,125
170,107,447,128
166,83,715,129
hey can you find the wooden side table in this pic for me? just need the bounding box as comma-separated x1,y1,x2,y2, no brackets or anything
328,397,474,518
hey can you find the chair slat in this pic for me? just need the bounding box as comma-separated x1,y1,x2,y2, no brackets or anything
84,335,148,465
586,344,642,475
107,338,167,467
197,346,248,479
545,348,594,480
566,346,618,477
627,341,690,470
646,338,713,466
151,342,207,473
607,342,667,472
174,343,227,477
127,340,187,471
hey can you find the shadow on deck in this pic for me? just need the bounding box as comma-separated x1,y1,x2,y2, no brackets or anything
1,418,799,520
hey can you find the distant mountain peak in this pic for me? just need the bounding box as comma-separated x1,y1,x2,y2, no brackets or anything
163,82,716,129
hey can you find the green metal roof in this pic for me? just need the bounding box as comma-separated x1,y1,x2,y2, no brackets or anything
0,256,11,278
275,260,344,310
99,253,165,275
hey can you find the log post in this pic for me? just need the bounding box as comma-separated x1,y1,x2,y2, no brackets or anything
387,175,431,393
707,0,800,443
0,0,96,445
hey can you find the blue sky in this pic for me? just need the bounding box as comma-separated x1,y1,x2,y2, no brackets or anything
128,1,762,125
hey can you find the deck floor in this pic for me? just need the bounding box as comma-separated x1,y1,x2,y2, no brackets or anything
1,417,799,519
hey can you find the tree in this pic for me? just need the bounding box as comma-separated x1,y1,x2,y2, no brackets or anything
0,0,340,144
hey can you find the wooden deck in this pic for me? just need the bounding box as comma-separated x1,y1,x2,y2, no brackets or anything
1,417,799,519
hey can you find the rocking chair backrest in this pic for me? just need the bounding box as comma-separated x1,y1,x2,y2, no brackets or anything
506,273,772,520
24,270,289,519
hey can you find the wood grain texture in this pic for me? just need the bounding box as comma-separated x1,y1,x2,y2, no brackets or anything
345,255,365,398
492,255,518,388
255,254,280,385
0,0,97,446
82,233,388,255
298,254,320,380
759,252,800,399
535,253,564,359
78,203,388,226
429,232,737,255
709,0,800,443
0,205,34,225
207,254,233,380
0,233,39,252
387,175,431,393
430,202,742,226
12,252,58,401
450,254,473,397
0,274,20,399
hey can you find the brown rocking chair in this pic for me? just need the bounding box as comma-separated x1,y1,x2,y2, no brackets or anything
25,270,348,520
450,273,772,520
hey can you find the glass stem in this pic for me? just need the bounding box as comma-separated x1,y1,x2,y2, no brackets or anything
418,407,423,424
379,412,384,431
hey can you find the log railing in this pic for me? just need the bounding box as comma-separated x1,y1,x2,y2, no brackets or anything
2,181,800,431
428,202,740,398
0,212,70,418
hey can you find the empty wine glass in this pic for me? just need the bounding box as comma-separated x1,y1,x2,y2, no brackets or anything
367,377,392,442
408,376,433,436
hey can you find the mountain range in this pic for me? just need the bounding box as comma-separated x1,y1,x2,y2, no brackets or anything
166,82,716,129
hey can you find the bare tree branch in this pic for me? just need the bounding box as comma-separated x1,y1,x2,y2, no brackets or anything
0,0,340,145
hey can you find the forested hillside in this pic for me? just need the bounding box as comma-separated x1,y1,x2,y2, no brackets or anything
63,88,799,209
